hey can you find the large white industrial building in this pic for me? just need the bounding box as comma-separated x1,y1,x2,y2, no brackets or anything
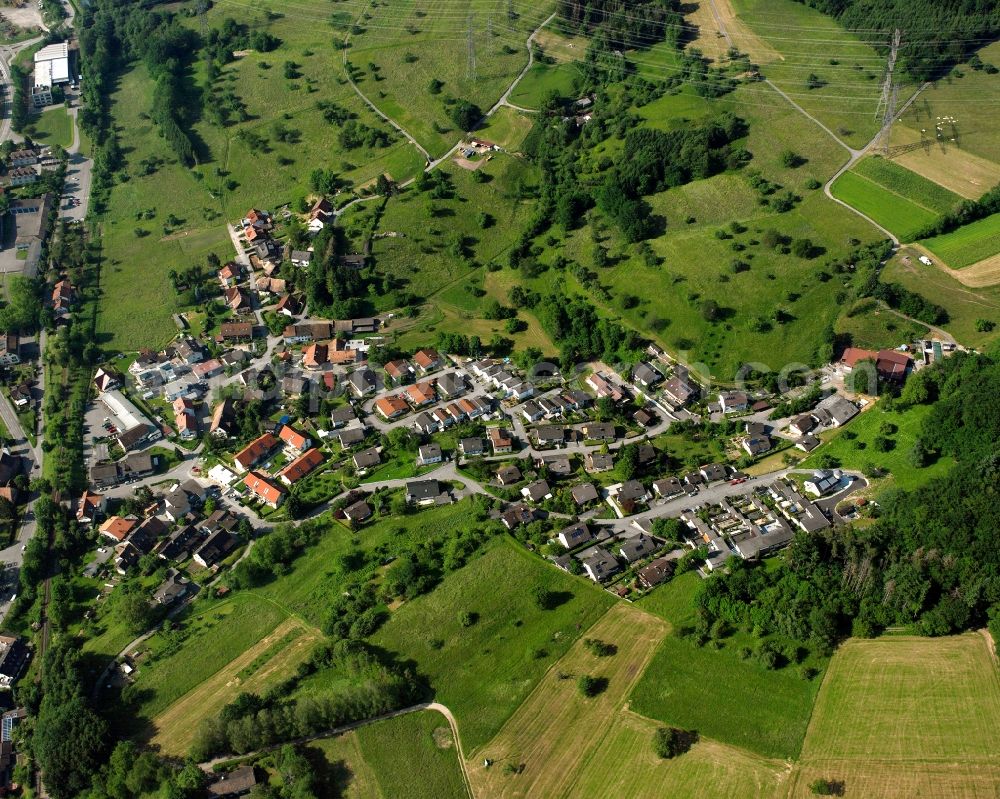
31,42,70,108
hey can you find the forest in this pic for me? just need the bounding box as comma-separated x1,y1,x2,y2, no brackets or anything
696,350,1000,654
794,0,1000,79
555,0,685,50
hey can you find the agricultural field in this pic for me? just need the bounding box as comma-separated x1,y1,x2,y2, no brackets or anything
344,0,550,157
923,213,1000,269
853,156,963,214
308,710,468,799
372,538,616,752
830,171,939,242
473,106,535,151
890,41,1000,197
731,0,884,150
466,604,669,797
508,61,580,110
785,634,1000,798
801,402,955,491
629,571,826,760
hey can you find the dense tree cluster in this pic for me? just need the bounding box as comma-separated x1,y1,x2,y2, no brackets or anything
534,294,645,367
697,351,1000,652
794,0,1000,79
557,0,685,51
913,181,1000,239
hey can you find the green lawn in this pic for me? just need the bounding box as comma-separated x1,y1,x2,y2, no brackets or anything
372,538,616,752
923,212,1000,268
835,299,929,351
802,402,955,491
29,106,74,149
830,170,940,242
630,574,825,760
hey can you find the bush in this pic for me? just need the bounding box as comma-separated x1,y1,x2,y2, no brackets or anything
583,638,617,657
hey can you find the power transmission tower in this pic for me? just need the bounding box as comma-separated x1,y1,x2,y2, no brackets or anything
196,0,208,36
467,13,477,81
874,28,901,154
487,13,493,39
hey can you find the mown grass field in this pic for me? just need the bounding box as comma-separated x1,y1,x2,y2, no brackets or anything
345,0,550,157
508,61,580,109
466,603,671,798
150,617,319,755
923,213,1000,269
372,538,616,752
802,402,955,491
131,593,289,721
785,634,1000,798
629,572,825,760
29,106,74,148
830,171,939,242
308,709,468,799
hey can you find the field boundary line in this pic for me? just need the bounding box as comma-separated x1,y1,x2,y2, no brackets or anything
837,168,947,217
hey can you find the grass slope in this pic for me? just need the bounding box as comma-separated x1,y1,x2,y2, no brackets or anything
29,106,74,148
372,538,615,751
786,634,1000,797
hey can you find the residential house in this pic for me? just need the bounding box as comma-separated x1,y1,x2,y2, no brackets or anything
163,488,191,522
92,366,120,392
233,432,280,471
570,482,600,506
153,570,189,606
581,548,620,582
585,372,623,401
278,424,311,455
290,249,312,267
521,480,552,503
282,322,334,344
417,443,442,466
437,372,465,398
218,262,241,288
500,503,537,530
277,448,324,485
375,394,409,420
795,434,821,452
619,534,654,564
404,381,436,407
0,636,29,686
343,499,372,525
194,529,239,568
192,359,224,380
826,396,859,427
8,149,36,167
804,469,841,497
632,362,662,388
329,406,357,428
405,479,440,506
99,516,136,543
638,556,675,589
219,321,254,342
413,348,442,374
789,414,816,437
282,373,309,397
557,522,594,550
225,286,252,314
337,427,366,448
496,465,522,485
459,437,484,457
275,293,303,318
173,397,198,440
582,422,616,442
741,435,772,456
719,391,749,413
352,447,380,472
520,400,544,423
584,452,614,473
383,360,413,385
534,424,564,447
210,398,238,438
699,463,728,482
348,369,377,397
488,427,513,454
243,471,287,508
76,490,105,523
653,477,683,499
89,462,119,489
120,451,155,480
538,454,572,478
615,480,649,505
